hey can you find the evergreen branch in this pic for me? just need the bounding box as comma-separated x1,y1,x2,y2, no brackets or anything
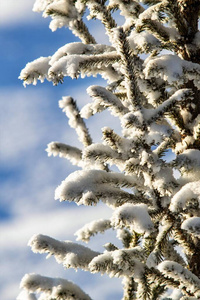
70,19,96,44
135,2,180,48
45,2,91,42
85,0,117,41
111,203,155,236
46,142,83,166
80,100,106,119
55,169,142,207
122,276,137,300
75,219,112,243
165,213,197,259
19,56,51,87
59,96,92,147
19,274,92,300
83,143,125,170
136,270,152,300
167,109,188,135
89,248,145,277
102,127,131,152
153,137,176,158
106,77,124,92
108,0,145,33
19,0,200,298
173,225,196,258
146,220,174,267
45,8,74,18
117,228,140,249
145,89,194,125
114,92,128,100
163,240,186,266
147,268,186,295
49,52,121,84
150,284,166,300
138,77,168,108
164,0,188,37
113,27,144,110
104,242,119,251
28,234,100,271
87,85,129,117
158,261,200,297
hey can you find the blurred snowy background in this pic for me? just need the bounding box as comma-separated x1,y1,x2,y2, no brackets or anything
0,1,123,299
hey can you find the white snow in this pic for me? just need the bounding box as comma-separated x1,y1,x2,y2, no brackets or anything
29,234,100,271
175,149,200,181
158,260,200,297
55,169,140,207
46,141,82,166
181,217,200,236
34,0,80,32
19,57,51,87
111,203,154,236
170,180,200,212
80,101,105,119
33,0,52,12
50,43,115,65
59,96,92,147
75,219,111,243
128,30,161,53
19,273,92,300
89,248,145,278
144,54,200,88
87,85,129,117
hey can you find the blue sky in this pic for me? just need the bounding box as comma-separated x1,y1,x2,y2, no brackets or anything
0,2,123,299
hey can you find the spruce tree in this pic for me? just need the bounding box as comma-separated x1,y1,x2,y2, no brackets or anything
18,0,200,299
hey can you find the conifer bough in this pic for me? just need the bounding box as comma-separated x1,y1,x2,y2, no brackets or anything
18,0,200,299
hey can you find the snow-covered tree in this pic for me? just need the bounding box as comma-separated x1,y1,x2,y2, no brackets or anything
18,0,200,299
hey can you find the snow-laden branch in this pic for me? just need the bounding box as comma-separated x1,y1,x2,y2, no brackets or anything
108,0,144,31
87,85,129,117
144,54,200,88
181,217,200,237
158,261,200,298
29,234,100,271
112,27,144,110
102,127,135,153
147,220,186,268
173,149,200,174
19,43,120,86
50,42,115,65
111,203,155,236
81,101,107,119
55,169,141,207
85,0,117,42
89,248,145,278
46,142,82,166
75,219,112,243
19,273,92,300
135,0,180,46
83,143,124,170
144,89,193,125
128,30,161,54
19,0,200,297
59,96,92,147
19,57,51,87
33,0,95,44
169,180,200,213
49,52,120,83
